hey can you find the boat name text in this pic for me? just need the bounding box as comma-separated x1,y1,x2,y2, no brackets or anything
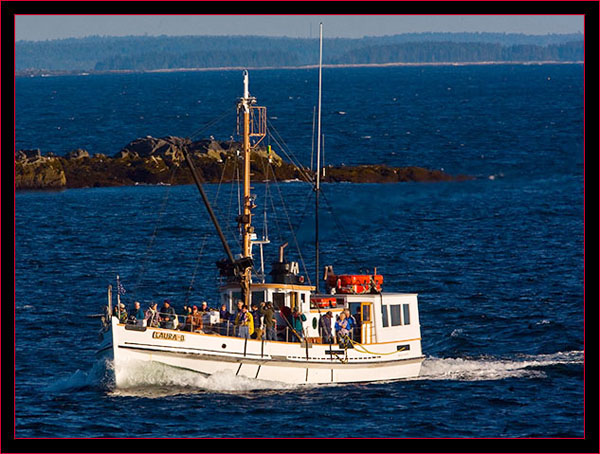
152,331,185,342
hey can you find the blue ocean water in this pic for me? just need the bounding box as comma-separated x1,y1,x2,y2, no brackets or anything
14,64,584,438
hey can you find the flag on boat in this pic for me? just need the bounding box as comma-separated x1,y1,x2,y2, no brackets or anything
117,279,127,296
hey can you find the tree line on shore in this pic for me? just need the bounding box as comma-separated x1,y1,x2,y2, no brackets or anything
16,32,583,72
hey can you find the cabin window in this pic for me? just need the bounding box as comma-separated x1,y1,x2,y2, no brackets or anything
252,291,265,307
381,305,389,327
390,304,402,326
232,291,242,305
362,304,371,322
273,292,285,310
402,304,411,325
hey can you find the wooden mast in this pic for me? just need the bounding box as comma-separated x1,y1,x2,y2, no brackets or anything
238,70,266,305
241,71,252,305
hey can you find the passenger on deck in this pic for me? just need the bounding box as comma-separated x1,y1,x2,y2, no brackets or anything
260,302,277,341
344,309,356,340
160,300,177,330
117,303,128,324
130,301,145,326
335,312,350,343
219,303,231,336
182,306,193,331
319,311,335,344
279,305,292,341
145,303,159,327
191,305,203,332
199,301,210,313
235,305,254,339
232,300,244,336
291,308,307,342
250,303,262,339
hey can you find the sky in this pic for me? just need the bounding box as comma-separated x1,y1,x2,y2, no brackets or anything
15,15,584,41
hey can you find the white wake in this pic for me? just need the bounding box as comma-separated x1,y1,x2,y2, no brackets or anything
43,350,583,395
417,350,583,381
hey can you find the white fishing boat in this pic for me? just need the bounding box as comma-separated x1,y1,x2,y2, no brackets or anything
97,24,424,386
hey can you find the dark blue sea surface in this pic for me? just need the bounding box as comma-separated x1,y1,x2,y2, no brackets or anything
15,65,584,438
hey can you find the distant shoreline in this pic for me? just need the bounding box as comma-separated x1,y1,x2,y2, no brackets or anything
16,60,583,78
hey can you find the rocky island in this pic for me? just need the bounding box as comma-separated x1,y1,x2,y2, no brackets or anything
15,136,470,190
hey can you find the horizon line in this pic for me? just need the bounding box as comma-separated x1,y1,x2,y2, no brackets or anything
15,30,585,43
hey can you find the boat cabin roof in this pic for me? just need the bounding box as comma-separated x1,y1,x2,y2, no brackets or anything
220,282,315,292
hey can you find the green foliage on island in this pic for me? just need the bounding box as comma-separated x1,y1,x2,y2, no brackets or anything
16,32,583,72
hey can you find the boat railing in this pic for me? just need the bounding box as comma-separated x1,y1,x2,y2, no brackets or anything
112,306,361,345
115,309,313,343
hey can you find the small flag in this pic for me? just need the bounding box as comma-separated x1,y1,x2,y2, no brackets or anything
117,280,127,296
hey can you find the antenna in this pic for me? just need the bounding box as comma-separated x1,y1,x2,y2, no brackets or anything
315,22,323,293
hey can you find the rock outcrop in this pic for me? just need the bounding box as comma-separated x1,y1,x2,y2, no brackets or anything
15,150,67,190
15,136,470,190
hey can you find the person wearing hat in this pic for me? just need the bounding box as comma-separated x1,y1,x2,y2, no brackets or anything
219,303,231,336
191,305,203,332
118,303,128,324
182,305,193,331
160,299,177,330
199,301,210,313
290,307,306,342
259,302,277,341
319,311,334,344
232,300,244,337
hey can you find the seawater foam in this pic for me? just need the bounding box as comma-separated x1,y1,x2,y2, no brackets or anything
110,358,299,396
416,350,583,382
44,351,583,394
43,358,114,393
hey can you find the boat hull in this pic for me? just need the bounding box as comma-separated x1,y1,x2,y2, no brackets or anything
102,318,424,386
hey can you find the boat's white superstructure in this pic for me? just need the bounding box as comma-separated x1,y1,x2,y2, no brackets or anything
97,24,425,386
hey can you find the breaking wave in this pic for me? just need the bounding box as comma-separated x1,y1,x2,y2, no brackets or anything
43,358,114,393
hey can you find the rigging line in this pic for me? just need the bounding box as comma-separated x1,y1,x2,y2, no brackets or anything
185,146,233,304
222,129,242,241
212,133,237,204
319,186,362,266
132,163,179,295
266,122,314,184
226,154,238,235
262,160,285,247
188,104,237,141
291,186,318,238
268,131,313,185
265,127,303,175
310,105,316,173
183,233,210,306
268,161,312,285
